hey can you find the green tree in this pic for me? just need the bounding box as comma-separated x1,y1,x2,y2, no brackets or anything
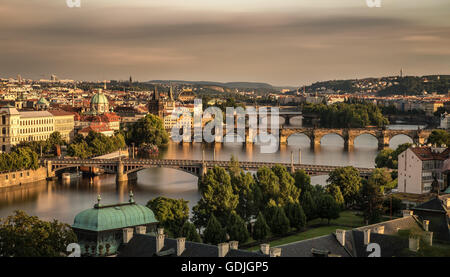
317,195,340,224
252,212,270,241
193,167,239,228
284,202,306,230
203,215,226,245
360,178,384,224
272,165,300,205
427,129,450,146
265,201,290,235
146,197,189,237
369,168,393,193
325,183,345,209
180,221,202,243
0,210,77,257
226,212,249,244
293,169,312,195
126,114,169,147
300,191,316,221
327,166,362,207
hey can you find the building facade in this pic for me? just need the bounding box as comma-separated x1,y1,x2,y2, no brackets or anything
0,106,76,152
398,146,449,194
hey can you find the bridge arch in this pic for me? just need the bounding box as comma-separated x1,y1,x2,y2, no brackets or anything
389,134,414,149
318,133,345,146
352,133,379,148
287,133,311,146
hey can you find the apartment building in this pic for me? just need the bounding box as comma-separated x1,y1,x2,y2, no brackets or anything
398,146,449,194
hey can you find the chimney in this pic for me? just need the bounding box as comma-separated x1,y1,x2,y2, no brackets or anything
423,220,429,232
122,228,134,243
269,248,282,257
424,232,433,246
218,243,230,257
176,237,186,256
363,229,371,245
260,244,270,255
135,225,146,235
156,228,165,253
374,226,385,234
409,236,419,252
229,241,239,250
402,210,413,217
335,229,346,246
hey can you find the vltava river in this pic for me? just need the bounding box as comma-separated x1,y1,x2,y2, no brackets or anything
0,125,420,224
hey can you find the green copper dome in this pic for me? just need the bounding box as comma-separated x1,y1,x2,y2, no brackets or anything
72,201,158,232
91,92,109,105
37,97,50,105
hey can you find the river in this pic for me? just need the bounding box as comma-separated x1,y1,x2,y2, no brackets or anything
0,124,423,224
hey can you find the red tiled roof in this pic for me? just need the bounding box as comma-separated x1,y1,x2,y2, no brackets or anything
79,122,112,134
48,110,75,117
410,147,450,161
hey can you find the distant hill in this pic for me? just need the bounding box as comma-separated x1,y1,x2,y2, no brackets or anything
304,75,450,96
146,80,273,89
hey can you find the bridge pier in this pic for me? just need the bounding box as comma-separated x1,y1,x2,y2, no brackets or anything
46,160,56,179
378,135,390,150
116,160,128,184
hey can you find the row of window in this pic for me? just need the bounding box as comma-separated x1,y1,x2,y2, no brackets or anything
20,118,53,126
4,171,31,180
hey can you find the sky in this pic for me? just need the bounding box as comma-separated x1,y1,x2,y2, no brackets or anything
0,0,449,86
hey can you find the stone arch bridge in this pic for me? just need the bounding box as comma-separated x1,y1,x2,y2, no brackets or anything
44,158,375,184
171,126,432,150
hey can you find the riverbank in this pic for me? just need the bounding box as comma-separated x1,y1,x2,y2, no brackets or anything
0,167,47,189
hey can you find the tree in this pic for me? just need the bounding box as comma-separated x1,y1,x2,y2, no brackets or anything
265,201,290,235
193,167,239,228
369,168,393,194
147,197,189,237
232,172,258,223
0,210,77,257
226,212,249,244
360,178,384,224
317,195,340,224
293,169,312,195
300,191,316,221
327,166,362,207
203,215,226,245
271,165,300,205
284,202,306,230
126,114,169,147
252,212,270,242
427,129,450,146
180,221,202,243
325,183,345,209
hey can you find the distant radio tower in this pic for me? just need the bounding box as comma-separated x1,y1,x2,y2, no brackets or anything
400,68,403,78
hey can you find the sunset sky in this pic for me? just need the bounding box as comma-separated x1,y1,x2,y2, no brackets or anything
1,0,449,86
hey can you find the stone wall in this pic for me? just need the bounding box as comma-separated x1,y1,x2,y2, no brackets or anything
0,167,47,189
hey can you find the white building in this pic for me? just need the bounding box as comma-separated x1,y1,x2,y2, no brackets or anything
398,146,449,194
440,113,450,130
0,106,75,153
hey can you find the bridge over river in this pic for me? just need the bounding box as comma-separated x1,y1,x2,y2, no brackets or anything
44,156,375,183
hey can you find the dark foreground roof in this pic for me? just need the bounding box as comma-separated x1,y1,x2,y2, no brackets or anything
117,234,266,257
277,234,351,257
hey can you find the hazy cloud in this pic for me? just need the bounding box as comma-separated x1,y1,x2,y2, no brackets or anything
0,0,449,85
